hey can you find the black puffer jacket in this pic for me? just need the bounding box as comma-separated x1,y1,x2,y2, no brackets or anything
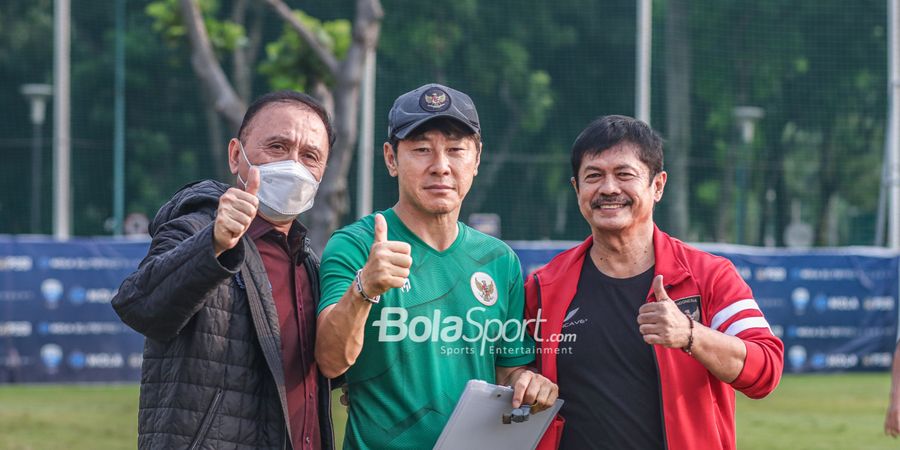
112,180,334,450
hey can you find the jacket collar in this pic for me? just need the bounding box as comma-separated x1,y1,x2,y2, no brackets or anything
534,224,692,288
650,225,692,288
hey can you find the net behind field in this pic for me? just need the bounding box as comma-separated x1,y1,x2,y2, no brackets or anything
0,0,888,246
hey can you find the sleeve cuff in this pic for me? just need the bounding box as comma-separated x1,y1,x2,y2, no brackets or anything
731,340,764,389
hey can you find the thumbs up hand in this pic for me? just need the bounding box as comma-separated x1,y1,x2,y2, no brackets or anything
637,275,693,348
214,166,260,256
358,214,413,299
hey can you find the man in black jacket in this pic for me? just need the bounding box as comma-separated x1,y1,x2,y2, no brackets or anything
113,91,336,449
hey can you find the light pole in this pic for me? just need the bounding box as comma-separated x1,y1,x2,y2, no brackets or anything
733,106,764,244
21,84,53,234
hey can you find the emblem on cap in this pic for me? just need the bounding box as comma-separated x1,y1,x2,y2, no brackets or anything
419,87,450,112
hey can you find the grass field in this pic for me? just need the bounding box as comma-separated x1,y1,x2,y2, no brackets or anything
0,374,896,449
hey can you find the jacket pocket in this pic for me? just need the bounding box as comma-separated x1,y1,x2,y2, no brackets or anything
189,388,224,450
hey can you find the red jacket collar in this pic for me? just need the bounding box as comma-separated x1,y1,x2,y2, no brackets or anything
533,225,691,288
650,225,692,288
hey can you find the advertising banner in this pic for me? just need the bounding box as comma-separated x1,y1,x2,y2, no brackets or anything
513,241,900,374
1,237,897,382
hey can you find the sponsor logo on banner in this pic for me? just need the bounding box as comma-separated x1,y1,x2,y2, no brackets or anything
787,325,858,339
863,296,895,311
791,268,857,281
84,353,124,368
40,344,63,374
822,353,858,369
41,279,64,309
791,287,810,315
68,286,86,305
863,353,893,368
128,353,143,369
810,353,827,370
38,256,140,271
755,267,786,282
68,351,86,370
0,321,32,337
68,287,115,304
0,290,33,301
62,350,125,369
812,295,859,312
0,256,32,271
36,322,124,335
788,345,807,371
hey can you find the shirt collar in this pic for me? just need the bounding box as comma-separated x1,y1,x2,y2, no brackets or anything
247,216,308,260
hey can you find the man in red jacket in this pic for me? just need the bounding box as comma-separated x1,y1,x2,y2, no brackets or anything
525,115,783,450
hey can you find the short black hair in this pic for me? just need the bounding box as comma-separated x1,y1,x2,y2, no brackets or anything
387,117,481,151
237,90,336,150
571,115,663,184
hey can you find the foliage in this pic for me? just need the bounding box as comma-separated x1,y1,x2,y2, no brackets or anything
258,11,351,92
146,0,245,53
0,0,891,244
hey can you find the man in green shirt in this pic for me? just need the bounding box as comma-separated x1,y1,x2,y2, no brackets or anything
316,84,559,449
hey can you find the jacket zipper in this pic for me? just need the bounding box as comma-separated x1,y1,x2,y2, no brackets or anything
189,387,224,450
532,273,543,372
646,289,669,450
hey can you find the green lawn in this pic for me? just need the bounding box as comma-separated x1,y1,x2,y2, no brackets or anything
736,373,896,450
0,374,896,449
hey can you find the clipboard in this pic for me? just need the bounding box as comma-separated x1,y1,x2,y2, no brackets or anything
433,379,564,450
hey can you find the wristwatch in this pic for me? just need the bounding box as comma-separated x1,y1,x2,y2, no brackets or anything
354,269,380,304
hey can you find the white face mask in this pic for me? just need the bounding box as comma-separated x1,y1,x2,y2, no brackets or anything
237,141,320,221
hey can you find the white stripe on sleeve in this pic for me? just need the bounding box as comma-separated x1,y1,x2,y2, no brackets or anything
710,299,760,330
723,317,771,336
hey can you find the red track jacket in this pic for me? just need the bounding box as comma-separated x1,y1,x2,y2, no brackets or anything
525,226,784,450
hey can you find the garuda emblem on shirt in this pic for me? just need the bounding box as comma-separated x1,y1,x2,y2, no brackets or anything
470,272,498,306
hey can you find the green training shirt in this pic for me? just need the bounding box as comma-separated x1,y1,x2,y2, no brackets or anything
318,208,535,449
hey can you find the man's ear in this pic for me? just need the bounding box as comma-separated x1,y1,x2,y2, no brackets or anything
228,138,241,175
653,171,667,202
473,141,482,176
571,176,579,194
383,142,398,177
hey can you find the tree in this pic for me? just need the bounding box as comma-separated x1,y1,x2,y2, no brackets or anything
663,0,691,238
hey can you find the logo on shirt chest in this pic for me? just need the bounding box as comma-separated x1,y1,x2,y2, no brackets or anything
674,295,702,322
470,272,498,306
562,307,589,329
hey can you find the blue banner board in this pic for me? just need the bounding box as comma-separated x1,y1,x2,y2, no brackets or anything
0,237,148,383
0,237,897,382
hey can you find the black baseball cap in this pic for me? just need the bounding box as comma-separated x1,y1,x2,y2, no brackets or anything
387,83,481,140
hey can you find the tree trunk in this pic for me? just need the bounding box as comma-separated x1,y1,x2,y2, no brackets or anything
230,0,260,104
199,86,230,181
815,140,838,245
664,0,691,237
306,0,383,252
179,0,246,131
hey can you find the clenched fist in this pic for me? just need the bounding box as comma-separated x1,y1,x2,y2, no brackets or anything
358,214,412,298
214,166,260,256
637,275,692,348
